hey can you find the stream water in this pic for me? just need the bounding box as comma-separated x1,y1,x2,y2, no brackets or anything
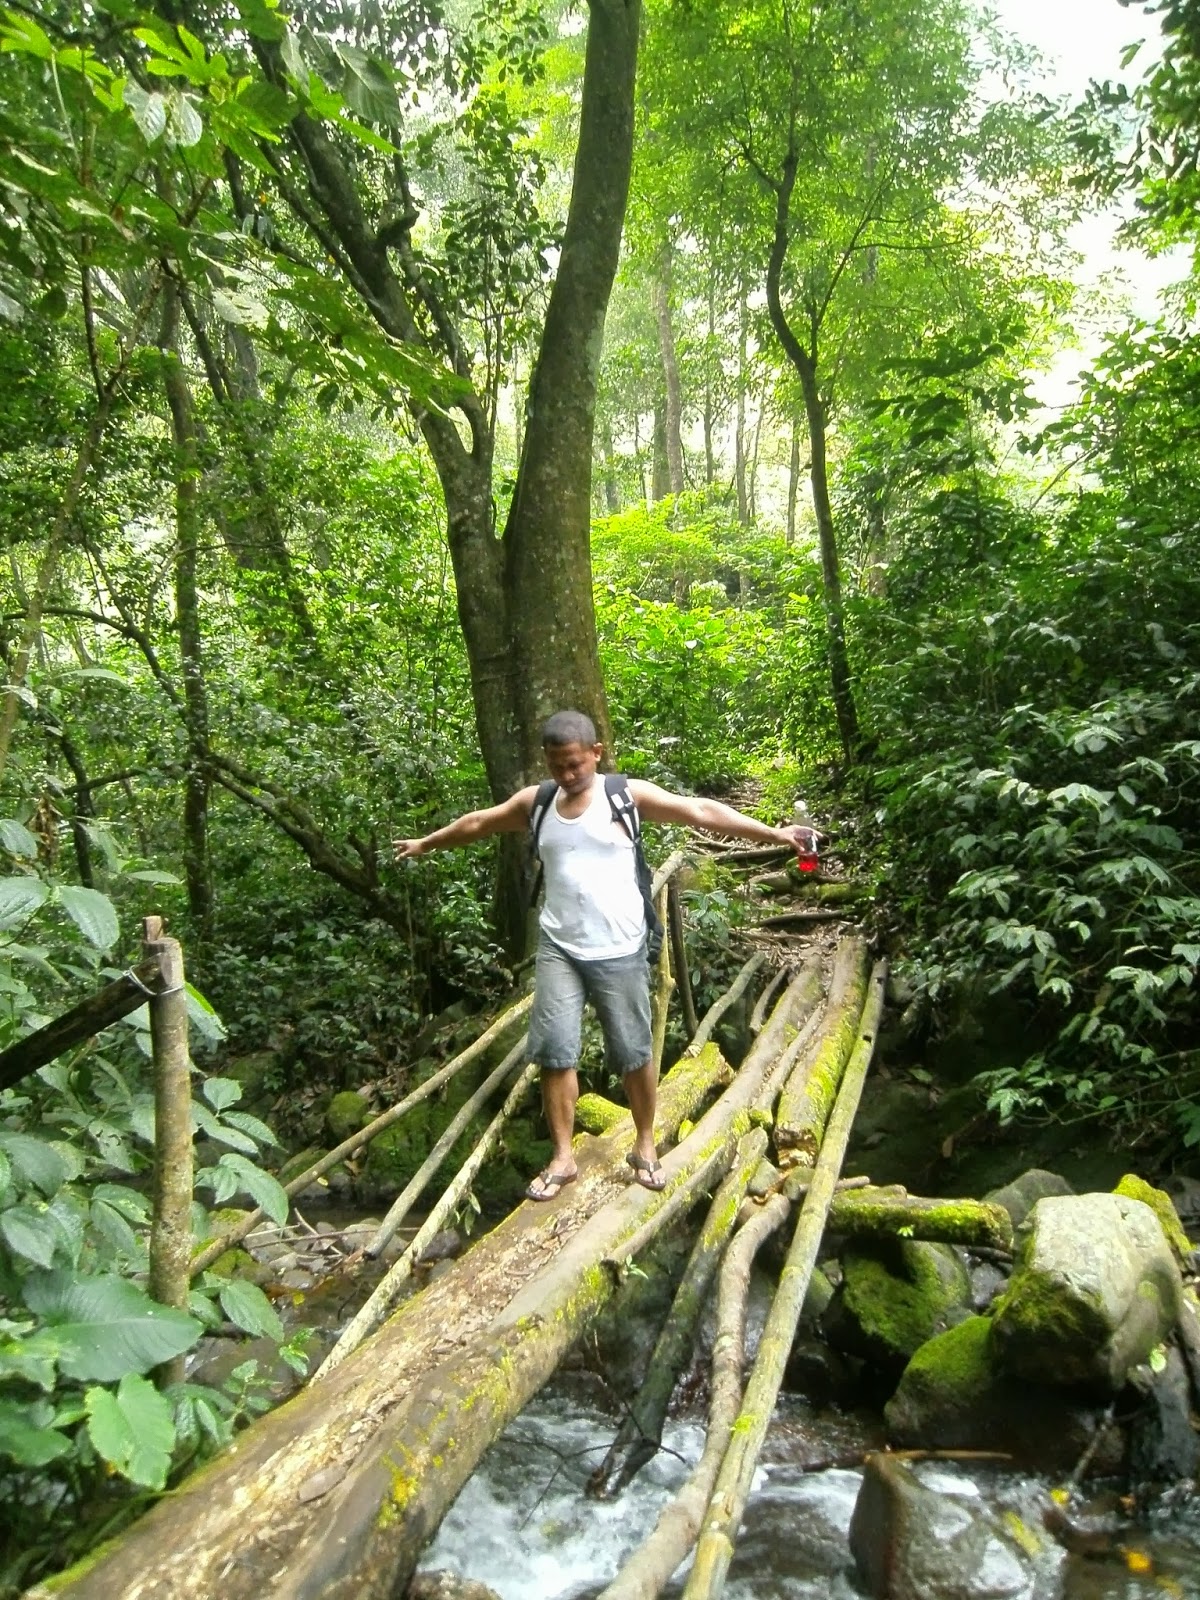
419,1381,1200,1600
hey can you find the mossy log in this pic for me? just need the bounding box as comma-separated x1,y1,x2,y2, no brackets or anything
600,1192,792,1600
588,1128,769,1500
35,1031,801,1600
774,934,868,1167
825,1186,1014,1251
683,960,888,1600
753,874,864,904
576,1093,626,1134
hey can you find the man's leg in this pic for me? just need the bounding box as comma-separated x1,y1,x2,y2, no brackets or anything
525,936,585,1198
585,947,663,1186
622,1060,658,1167
541,1067,580,1176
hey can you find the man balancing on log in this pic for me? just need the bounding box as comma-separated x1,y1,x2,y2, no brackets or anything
393,710,815,1201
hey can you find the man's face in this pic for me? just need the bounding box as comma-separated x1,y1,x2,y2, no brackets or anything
543,740,602,796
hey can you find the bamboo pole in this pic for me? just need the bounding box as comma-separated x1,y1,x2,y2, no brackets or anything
774,934,867,1164
190,992,532,1275
363,1034,527,1258
599,1192,791,1600
144,917,192,1387
668,877,699,1041
589,1128,768,1501
683,953,764,1057
748,965,788,1035
650,881,674,1075
682,960,888,1600
315,1060,540,1379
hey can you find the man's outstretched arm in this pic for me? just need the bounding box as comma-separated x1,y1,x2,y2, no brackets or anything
393,786,538,859
629,780,814,853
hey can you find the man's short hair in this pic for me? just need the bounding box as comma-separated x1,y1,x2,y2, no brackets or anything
541,709,598,747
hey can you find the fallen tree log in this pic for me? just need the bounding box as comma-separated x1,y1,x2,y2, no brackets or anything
36,1023,803,1600
824,1185,1014,1251
683,959,888,1600
682,951,764,1056
599,1191,792,1600
774,934,867,1167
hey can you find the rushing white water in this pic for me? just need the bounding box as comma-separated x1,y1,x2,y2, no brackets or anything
420,1383,1200,1600
421,1385,869,1599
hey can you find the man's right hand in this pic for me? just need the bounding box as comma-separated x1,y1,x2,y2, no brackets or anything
392,838,428,861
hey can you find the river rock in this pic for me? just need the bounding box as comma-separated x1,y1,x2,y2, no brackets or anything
408,1570,502,1600
984,1168,1073,1230
1125,1344,1200,1487
849,1453,1030,1599
325,1090,372,1143
885,1316,1124,1473
991,1193,1183,1391
822,1239,972,1371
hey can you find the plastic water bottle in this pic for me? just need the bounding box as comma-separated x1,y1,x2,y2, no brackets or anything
792,800,819,874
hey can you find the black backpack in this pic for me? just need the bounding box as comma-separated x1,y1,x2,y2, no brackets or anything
528,774,664,963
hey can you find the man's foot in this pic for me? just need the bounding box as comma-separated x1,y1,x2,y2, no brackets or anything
526,1167,578,1203
626,1151,666,1191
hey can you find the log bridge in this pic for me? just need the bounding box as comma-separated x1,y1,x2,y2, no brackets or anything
24,859,955,1600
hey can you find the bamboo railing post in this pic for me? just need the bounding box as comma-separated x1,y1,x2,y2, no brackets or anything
144,915,192,1385
682,960,888,1600
650,881,674,1074
667,877,699,1041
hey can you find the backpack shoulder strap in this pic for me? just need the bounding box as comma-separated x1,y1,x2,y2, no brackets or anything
604,773,641,843
529,780,559,856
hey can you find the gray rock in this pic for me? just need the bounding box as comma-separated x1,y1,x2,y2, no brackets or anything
408,1573,502,1600
970,1261,1008,1313
985,1169,1074,1230
849,1454,1031,1600
992,1194,1183,1391
418,1229,463,1265
783,1335,858,1407
1126,1344,1200,1486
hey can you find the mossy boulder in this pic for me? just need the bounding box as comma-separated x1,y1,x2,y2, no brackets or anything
985,1168,1073,1230
325,1090,372,1144
223,1049,284,1114
360,1100,437,1202
1114,1173,1196,1265
991,1193,1183,1392
885,1316,1123,1472
276,1146,325,1187
822,1239,972,1370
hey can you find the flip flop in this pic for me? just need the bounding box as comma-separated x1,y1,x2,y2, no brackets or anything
626,1151,667,1191
526,1168,577,1203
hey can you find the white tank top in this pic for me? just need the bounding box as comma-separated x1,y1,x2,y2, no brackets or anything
538,778,646,960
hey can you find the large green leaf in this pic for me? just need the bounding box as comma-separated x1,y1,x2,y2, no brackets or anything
0,875,50,927
56,884,120,949
0,1133,69,1195
0,1206,61,1268
21,1272,202,1381
86,1373,176,1489
218,1278,283,1341
216,1154,289,1225
201,1076,242,1112
0,1398,71,1466
0,819,39,859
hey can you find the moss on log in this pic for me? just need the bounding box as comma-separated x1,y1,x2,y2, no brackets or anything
774,934,868,1166
827,1187,1014,1252
576,1093,626,1134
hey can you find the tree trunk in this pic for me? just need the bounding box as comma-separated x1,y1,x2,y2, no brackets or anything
651,403,671,501
763,150,860,761
786,417,801,546
601,414,621,514
826,1186,1014,1251
734,284,750,524
704,267,717,487
654,246,685,495
775,934,868,1165
161,285,213,940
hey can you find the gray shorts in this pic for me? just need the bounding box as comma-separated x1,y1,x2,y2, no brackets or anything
526,933,652,1074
